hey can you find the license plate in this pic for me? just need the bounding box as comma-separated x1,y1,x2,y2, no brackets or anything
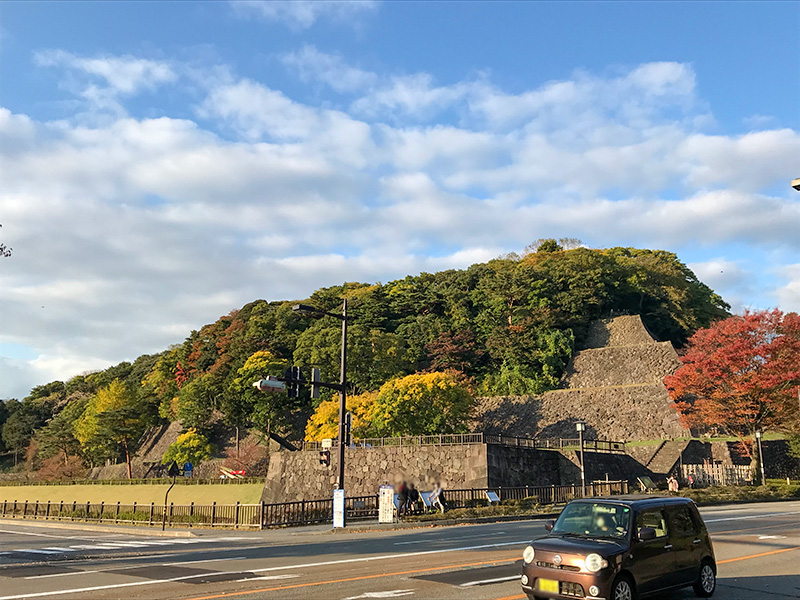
537,578,559,593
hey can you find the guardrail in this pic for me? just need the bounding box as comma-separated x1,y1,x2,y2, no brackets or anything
301,432,627,454
0,481,628,529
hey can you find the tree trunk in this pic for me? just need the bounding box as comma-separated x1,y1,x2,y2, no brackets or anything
123,440,132,479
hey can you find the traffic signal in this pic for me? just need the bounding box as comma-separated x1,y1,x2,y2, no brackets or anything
310,367,321,399
319,450,331,467
284,366,304,398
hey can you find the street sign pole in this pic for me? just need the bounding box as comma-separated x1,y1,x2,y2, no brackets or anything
337,298,347,494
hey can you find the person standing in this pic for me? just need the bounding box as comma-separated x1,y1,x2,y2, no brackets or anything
408,483,420,514
431,482,447,513
397,481,409,517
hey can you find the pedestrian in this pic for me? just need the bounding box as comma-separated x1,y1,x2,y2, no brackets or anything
408,483,420,514
667,476,679,493
397,481,408,517
430,482,447,513
688,474,694,489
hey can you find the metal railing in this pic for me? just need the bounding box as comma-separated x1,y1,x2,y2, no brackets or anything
0,481,628,529
0,477,264,487
301,432,626,454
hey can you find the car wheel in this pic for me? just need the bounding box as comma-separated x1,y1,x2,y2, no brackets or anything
693,560,716,597
610,574,636,600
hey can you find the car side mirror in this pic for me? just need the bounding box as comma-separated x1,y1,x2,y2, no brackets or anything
638,527,656,541
544,520,555,532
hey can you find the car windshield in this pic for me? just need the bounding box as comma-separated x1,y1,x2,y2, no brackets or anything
552,502,631,539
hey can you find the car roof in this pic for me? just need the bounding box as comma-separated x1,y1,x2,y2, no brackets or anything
570,495,693,508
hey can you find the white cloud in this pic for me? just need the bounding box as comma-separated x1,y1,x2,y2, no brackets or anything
230,0,378,30
2,56,799,398
282,45,377,93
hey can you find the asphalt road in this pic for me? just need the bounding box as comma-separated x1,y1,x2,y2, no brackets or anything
0,500,798,600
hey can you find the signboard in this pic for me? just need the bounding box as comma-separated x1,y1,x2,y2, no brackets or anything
321,438,333,449
379,485,394,524
183,462,193,477
333,488,346,528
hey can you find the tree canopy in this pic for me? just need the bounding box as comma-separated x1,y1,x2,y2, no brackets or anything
3,243,730,475
666,309,800,446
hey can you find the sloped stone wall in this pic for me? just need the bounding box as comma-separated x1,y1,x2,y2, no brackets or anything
473,315,690,442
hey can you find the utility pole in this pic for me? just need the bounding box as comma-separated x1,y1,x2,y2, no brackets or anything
336,298,348,490
576,421,587,497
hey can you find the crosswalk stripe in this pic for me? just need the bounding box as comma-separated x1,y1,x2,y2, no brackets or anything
16,549,62,555
41,548,76,552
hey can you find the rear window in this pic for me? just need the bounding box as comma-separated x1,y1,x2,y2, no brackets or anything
636,508,668,538
667,505,697,538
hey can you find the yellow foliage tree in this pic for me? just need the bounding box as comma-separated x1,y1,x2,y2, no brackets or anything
305,391,378,441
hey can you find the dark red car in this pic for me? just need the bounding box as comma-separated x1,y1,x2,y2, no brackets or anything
521,495,716,600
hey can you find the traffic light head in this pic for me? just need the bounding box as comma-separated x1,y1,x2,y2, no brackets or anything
319,450,331,467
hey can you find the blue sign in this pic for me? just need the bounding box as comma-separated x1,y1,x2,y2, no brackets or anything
184,462,193,472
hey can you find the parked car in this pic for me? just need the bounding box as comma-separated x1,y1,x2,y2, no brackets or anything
520,495,716,600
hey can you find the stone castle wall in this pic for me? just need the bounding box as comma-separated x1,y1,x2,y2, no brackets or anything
472,315,690,442
261,443,645,502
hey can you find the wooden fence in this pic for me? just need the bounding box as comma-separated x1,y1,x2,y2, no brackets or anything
681,464,753,487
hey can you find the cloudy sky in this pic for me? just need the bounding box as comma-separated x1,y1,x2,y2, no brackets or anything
1,1,799,399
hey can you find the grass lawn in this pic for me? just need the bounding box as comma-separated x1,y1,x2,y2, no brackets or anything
0,483,264,506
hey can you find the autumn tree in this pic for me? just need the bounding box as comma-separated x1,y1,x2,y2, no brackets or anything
162,428,213,468
371,372,473,436
74,380,146,477
666,310,800,449
225,350,289,436
36,398,88,465
305,391,378,441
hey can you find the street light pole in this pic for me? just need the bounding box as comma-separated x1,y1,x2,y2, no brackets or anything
576,421,586,497
755,430,766,486
336,298,347,491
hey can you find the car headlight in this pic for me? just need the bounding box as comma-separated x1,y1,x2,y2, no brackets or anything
523,545,535,564
584,553,608,572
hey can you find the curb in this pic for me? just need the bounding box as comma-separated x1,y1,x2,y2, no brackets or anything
0,518,196,537
329,512,562,534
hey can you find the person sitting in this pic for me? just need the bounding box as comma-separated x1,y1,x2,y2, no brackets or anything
595,513,615,533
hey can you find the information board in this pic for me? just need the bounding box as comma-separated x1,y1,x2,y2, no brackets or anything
333,488,346,528
378,485,395,524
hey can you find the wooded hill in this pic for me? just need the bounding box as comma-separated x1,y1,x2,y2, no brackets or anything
0,243,729,474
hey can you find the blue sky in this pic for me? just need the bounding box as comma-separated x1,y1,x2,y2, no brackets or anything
1,1,799,399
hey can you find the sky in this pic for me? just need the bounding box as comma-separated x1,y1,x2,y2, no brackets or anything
1,1,799,400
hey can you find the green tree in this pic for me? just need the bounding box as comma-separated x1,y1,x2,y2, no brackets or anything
225,351,289,435
36,397,88,465
176,376,215,430
161,428,213,468
371,372,473,436
74,380,146,477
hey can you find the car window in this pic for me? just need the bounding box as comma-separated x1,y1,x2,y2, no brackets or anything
636,508,668,539
667,506,696,538
552,502,631,539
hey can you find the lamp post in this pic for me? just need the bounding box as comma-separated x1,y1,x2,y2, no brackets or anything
293,299,348,491
755,429,766,486
576,421,587,497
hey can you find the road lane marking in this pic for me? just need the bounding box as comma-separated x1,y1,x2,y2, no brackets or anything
394,532,508,545
182,557,519,600
0,529,102,540
717,545,800,565
21,556,250,580
488,596,525,600
0,540,528,599
460,575,520,587
40,548,75,552
235,575,299,583
14,549,62,555
714,521,799,535
344,590,414,599
705,510,800,523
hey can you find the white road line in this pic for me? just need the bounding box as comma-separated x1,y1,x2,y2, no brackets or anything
14,549,62,555
0,539,530,600
705,510,800,523
394,532,508,545
40,548,75,552
460,575,520,587
22,557,249,580
0,529,103,541
235,575,299,582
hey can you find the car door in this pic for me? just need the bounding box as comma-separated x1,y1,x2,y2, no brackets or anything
630,507,675,594
666,504,703,585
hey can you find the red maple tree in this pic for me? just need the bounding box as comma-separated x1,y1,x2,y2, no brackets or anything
665,309,800,448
